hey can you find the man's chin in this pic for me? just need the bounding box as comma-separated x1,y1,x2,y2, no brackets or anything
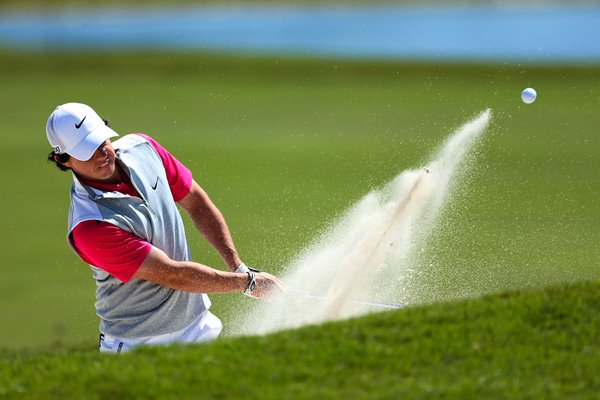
96,165,116,181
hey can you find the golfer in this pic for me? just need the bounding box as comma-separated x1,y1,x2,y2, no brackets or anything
46,102,285,353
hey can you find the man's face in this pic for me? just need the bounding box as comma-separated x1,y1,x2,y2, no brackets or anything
63,139,119,182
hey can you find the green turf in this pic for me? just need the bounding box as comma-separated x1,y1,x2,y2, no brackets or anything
1,280,598,399
0,51,598,350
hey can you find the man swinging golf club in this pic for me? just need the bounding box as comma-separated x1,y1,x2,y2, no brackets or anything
46,102,286,353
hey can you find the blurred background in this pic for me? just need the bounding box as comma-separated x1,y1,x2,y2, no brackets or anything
0,0,598,350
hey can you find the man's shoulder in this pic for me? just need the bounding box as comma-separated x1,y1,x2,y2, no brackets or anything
114,133,149,150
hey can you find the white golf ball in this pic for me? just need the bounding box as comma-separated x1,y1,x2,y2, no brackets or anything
521,87,537,104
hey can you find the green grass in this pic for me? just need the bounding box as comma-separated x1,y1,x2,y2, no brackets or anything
1,280,598,399
0,51,599,350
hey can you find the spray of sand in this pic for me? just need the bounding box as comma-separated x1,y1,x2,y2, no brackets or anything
234,109,492,335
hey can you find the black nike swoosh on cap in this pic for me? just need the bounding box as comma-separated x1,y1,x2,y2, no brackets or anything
75,116,87,129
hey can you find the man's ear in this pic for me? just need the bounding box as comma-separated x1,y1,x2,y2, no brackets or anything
56,154,72,168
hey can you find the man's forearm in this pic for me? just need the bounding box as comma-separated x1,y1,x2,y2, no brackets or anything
193,205,241,271
163,260,247,293
134,246,284,299
134,246,247,293
178,181,242,271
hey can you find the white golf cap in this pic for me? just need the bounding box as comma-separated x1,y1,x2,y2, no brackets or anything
46,103,119,161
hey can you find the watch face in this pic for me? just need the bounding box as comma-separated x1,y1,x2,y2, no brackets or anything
245,272,257,295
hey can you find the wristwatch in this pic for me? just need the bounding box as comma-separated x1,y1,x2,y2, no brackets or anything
244,270,257,297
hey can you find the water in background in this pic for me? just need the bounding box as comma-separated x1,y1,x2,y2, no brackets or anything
0,5,599,63
233,109,491,335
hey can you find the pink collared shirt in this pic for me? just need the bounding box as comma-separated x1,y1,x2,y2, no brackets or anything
71,134,193,283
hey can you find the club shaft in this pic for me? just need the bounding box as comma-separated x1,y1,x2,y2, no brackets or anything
289,289,403,309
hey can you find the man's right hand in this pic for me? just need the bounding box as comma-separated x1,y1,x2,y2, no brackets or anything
249,272,287,299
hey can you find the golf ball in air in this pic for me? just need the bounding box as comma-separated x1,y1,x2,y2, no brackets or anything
521,88,537,104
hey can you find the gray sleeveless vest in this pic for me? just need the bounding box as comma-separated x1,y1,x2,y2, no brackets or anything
67,134,210,339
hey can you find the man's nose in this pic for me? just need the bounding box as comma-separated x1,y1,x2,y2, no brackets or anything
95,142,108,158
